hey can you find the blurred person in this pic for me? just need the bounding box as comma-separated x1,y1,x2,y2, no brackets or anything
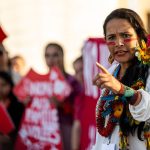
13,49,71,149
0,44,21,84
11,55,26,77
45,42,82,150
0,26,8,72
71,56,84,150
0,44,9,72
0,71,24,150
73,38,111,150
73,56,83,85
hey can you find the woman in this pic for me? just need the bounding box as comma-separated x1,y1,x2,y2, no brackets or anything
45,43,82,150
92,8,150,150
0,44,22,84
0,71,24,149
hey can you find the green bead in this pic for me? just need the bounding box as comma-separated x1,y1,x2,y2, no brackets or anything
124,86,135,97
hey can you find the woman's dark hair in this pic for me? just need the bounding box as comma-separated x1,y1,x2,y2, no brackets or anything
73,56,83,66
0,71,14,97
103,8,148,42
120,59,148,140
103,8,149,140
0,71,24,132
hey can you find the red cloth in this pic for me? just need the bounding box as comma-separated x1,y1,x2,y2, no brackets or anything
0,103,15,134
14,67,71,150
73,37,110,150
0,26,7,42
74,94,97,150
13,67,71,102
83,38,110,99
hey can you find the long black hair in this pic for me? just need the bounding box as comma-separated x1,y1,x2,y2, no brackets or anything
0,71,14,98
103,8,149,139
0,71,24,131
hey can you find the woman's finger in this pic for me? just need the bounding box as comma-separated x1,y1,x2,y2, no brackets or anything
96,62,109,74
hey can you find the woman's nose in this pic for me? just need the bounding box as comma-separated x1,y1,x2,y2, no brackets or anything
115,38,124,47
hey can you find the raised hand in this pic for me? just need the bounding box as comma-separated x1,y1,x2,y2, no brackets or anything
93,62,121,94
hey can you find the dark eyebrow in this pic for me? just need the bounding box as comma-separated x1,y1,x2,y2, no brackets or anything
106,31,132,37
106,34,115,38
121,31,132,34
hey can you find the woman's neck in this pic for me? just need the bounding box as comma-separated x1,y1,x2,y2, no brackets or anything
118,63,130,80
49,66,65,75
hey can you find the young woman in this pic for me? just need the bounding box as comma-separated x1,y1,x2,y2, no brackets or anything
44,43,82,150
92,8,150,150
0,71,24,149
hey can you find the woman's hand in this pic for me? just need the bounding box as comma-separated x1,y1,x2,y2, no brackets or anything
22,95,31,106
49,96,62,107
93,62,121,94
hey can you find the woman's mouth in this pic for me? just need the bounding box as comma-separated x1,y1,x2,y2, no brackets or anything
114,50,128,56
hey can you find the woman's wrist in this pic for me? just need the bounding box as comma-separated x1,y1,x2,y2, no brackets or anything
131,91,141,106
118,83,135,96
117,83,141,105
117,83,125,95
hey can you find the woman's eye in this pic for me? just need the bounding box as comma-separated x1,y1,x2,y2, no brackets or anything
107,36,115,41
122,34,131,38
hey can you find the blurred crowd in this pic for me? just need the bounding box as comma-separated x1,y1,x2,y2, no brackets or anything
0,26,103,150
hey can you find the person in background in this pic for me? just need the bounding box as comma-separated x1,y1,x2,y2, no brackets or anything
44,42,82,150
0,27,22,85
11,55,26,77
72,56,83,85
71,56,84,150
0,44,9,72
92,8,150,150
0,44,21,84
0,71,24,150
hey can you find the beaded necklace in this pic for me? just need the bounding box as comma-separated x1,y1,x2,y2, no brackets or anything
96,65,123,136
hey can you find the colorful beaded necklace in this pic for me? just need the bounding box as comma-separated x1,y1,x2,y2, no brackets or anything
96,65,124,136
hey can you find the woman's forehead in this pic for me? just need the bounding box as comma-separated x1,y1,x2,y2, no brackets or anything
106,18,136,35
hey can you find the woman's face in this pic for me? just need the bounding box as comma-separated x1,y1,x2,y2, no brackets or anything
45,46,63,70
0,78,11,98
105,18,138,65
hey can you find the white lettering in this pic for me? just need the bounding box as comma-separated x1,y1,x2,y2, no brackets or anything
24,108,58,126
31,97,50,110
19,124,60,144
28,82,53,96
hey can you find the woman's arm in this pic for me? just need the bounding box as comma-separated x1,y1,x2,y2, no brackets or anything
129,90,150,122
129,71,150,122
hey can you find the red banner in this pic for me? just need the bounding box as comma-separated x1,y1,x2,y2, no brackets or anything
83,38,110,99
14,67,71,150
79,38,110,149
